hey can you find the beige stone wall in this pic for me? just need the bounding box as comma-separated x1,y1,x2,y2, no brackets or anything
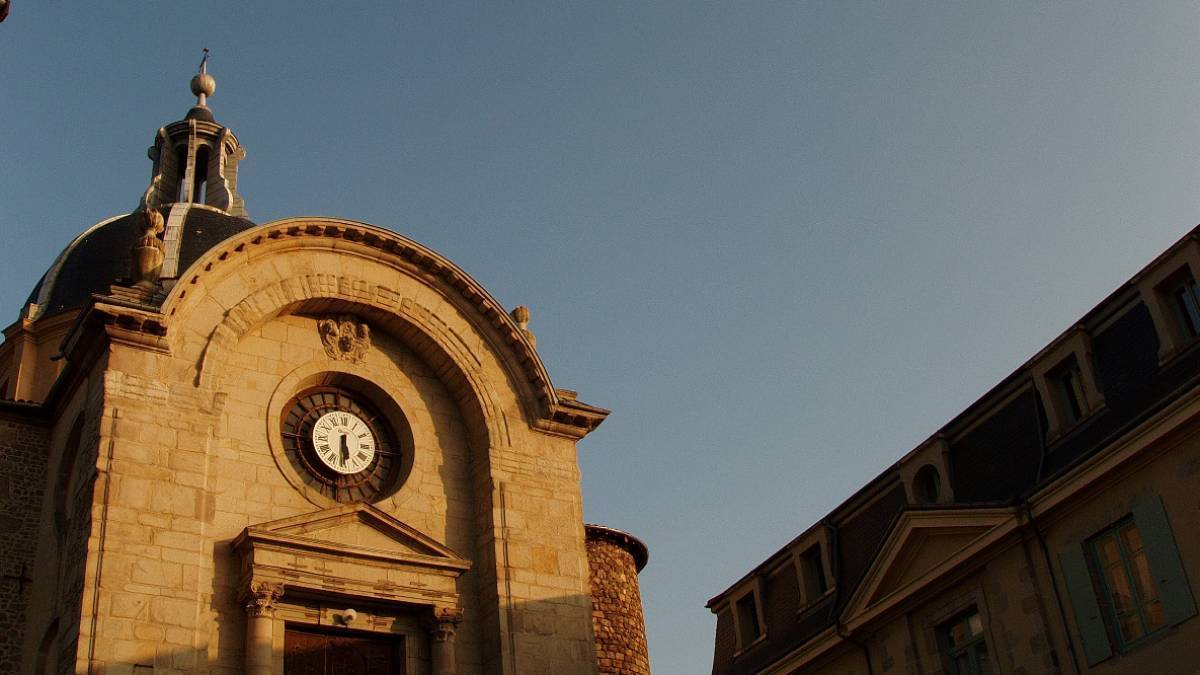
13,361,104,675
859,543,1057,674
58,223,600,674
773,419,1200,675
1,312,76,404
207,313,484,671
1043,423,1200,673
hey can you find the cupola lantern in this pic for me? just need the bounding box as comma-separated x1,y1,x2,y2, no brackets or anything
141,50,248,217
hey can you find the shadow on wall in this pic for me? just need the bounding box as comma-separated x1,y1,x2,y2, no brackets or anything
56,594,605,675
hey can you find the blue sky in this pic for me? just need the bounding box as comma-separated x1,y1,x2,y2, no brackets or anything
5,3,1200,673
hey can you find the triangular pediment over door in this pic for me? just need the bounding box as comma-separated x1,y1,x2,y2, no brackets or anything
842,507,1016,627
233,503,471,607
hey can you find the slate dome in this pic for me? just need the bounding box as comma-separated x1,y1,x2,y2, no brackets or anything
23,58,253,322
25,207,255,321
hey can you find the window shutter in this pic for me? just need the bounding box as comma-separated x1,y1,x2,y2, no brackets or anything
1059,542,1112,666
1132,495,1197,626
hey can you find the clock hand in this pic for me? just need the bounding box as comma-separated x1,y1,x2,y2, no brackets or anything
340,434,349,466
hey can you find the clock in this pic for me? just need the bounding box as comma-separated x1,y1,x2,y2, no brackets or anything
310,410,376,474
280,387,402,503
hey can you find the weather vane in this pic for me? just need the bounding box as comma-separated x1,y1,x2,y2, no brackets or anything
191,48,216,108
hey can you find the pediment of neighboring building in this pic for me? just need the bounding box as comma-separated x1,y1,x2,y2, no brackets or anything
235,502,470,573
842,508,1014,625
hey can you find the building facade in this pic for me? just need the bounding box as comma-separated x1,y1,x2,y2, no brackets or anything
0,65,649,674
707,227,1200,673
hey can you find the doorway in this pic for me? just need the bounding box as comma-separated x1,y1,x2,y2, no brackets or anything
284,625,405,675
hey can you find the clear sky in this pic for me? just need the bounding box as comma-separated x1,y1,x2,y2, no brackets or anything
5,3,1200,673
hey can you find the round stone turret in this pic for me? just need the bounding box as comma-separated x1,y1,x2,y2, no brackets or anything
586,524,650,675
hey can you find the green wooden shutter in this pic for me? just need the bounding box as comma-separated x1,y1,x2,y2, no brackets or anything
1132,495,1197,626
1059,542,1112,666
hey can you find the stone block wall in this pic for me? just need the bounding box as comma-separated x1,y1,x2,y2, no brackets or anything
0,406,48,672
586,524,650,675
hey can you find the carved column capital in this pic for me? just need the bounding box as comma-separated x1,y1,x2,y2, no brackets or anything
244,581,284,618
428,606,464,643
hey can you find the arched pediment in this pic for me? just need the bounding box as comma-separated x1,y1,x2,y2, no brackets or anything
159,217,606,440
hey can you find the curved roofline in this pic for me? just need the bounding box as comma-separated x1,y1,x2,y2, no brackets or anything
25,213,129,321
163,216,608,439
585,523,650,572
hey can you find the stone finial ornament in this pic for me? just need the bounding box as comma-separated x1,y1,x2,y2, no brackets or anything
511,305,536,348
319,317,371,363
130,207,166,287
191,48,215,108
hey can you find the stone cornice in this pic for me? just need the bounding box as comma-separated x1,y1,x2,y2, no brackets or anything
585,523,649,572
165,217,608,438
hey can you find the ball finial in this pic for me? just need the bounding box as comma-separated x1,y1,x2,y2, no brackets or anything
190,48,215,105
190,72,216,98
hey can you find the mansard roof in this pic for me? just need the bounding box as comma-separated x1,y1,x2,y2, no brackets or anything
707,223,1200,674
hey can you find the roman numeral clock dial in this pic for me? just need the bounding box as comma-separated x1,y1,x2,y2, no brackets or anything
311,411,376,474
280,387,402,503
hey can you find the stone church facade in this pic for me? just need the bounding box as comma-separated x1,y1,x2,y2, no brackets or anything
0,64,649,674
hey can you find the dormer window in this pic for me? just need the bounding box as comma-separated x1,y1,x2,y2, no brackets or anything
1049,355,1089,427
1031,327,1104,441
900,436,955,505
735,592,762,646
1134,238,1200,363
797,544,828,600
791,527,834,609
729,579,766,653
1166,272,1200,339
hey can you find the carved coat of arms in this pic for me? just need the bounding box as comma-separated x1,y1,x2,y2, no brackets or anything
318,317,371,363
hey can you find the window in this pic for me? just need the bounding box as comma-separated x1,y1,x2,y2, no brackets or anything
798,545,828,601
1031,328,1104,440
1135,240,1200,362
1049,356,1088,427
939,608,993,675
1167,275,1200,338
791,527,835,608
1060,496,1197,665
734,593,762,648
1088,519,1166,649
913,464,942,504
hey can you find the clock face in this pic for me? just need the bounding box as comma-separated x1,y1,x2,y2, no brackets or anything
280,387,402,503
310,411,376,474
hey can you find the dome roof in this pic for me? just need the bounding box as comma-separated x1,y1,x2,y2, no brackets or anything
25,206,255,320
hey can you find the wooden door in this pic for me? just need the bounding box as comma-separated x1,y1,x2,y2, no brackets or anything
284,626,405,675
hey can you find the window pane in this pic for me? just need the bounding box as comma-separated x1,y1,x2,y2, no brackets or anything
1174,284,1200,337
967,612,983,637
1130,552,1159,603
948,622,968,648
1120,613,1145,643
1057,369,1084,422
974,641,993,675
1120,524,1143,554
1105,563,1135,613
1096,536,1120,565
1145,600,1167,632
735,594,760,646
